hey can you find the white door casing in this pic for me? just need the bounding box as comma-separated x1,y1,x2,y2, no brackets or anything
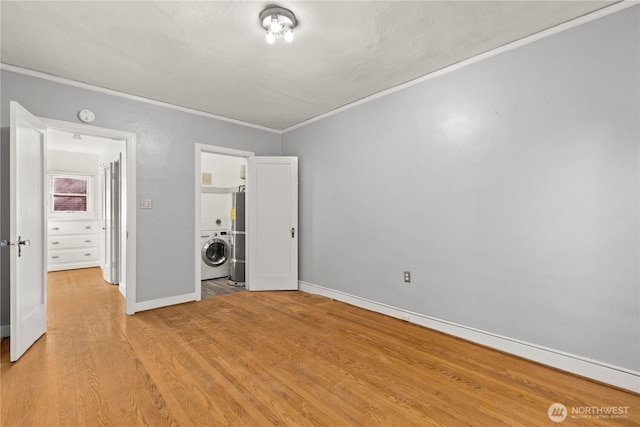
247,156,298,291
8,101,48,361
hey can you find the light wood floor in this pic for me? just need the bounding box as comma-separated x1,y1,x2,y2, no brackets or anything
1,268,638,426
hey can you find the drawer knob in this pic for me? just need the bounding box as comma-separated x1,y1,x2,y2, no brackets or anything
85,226,92,230
51,241,59,245
52,256,59,259
84,240,92,243
52,227,59,231
84,253,92,256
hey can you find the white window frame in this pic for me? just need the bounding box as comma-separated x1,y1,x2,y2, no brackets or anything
48,173,95,218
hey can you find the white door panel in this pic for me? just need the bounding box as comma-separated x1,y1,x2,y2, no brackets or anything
102,162,112,283
8,101,48,361
247,157,298,291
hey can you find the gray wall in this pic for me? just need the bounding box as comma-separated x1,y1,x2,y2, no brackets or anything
0,70,281,325
282,7,639,371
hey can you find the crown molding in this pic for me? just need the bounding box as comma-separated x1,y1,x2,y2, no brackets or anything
0,63,282,134
283,1,638,133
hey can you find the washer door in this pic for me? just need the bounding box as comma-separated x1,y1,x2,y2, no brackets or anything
202,238,229,267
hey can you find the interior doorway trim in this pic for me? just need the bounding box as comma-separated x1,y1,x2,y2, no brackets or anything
195,144,254,300
41,118,137,315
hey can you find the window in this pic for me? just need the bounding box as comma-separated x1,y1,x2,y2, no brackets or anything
50,175,92,213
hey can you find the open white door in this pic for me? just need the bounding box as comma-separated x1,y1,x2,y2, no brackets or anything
6,102,48,361
247,156,298,291
101,154,121,286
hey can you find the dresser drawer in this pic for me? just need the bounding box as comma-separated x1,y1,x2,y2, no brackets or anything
49,220,99,235
49,249,99,265
48,235,98,250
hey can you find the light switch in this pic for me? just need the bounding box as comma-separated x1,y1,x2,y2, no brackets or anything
140,198,152,209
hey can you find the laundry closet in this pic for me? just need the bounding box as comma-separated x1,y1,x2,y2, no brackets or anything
200,153,247,284
46,129,125,285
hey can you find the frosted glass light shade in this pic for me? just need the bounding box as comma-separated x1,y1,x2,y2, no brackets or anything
259,6,297,44
284,29,294,42
266,31,275,44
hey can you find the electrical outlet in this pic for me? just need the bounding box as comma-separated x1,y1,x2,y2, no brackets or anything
140,198,152,209
404,271,411,283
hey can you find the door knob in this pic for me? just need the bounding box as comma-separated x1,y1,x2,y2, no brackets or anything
17,236,29,257
2,236,30,256
1,238,29,246
291,228,295,238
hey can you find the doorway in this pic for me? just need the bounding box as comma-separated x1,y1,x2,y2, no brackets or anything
195,145,300,297
42,118,137,314
195,144,253,299
48,130,123,286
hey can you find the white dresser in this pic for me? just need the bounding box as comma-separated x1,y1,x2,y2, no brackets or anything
48,219,100,271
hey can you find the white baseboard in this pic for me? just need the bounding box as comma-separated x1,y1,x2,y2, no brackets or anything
299,281,640,393
133,292,197,313
0,292,195,335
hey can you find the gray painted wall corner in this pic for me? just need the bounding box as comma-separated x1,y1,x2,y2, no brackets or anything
282,6,640,372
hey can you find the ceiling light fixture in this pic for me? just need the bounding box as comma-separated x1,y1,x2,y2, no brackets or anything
259,6,297,44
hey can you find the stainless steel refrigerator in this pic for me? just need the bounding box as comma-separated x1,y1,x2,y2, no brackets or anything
229,191,245,284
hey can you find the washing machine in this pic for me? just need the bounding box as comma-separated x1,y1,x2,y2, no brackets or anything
201,230,230,280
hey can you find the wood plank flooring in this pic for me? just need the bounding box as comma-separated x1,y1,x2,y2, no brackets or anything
1,267,638,426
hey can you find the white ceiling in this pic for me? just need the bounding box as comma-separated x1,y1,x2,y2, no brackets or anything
1,1,617,131
48,128,124,156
